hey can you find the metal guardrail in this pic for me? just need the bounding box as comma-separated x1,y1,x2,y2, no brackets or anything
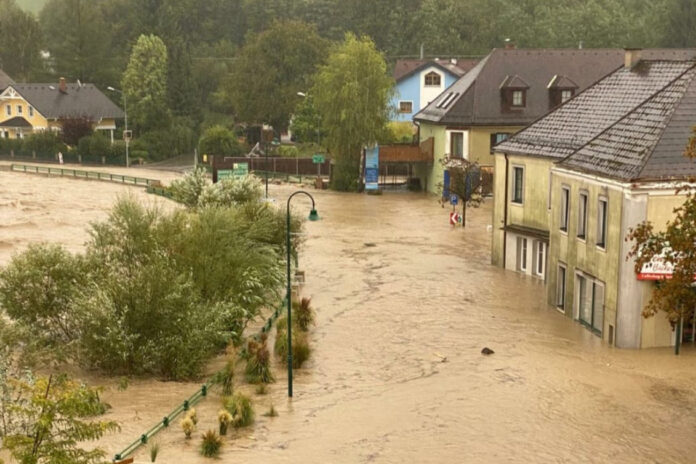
113,383,210,462
10,164,160,187
145,185,174,199
251,170,313,184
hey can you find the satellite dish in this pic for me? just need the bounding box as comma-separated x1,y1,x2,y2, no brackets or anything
49,85,55,90
77,79,82,87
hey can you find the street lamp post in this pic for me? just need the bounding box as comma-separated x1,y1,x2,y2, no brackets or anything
286,191,319,397
107,86,129,168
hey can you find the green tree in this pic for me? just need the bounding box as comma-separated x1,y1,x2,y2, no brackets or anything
663,0,696,47
627,191,696,327
312,33,395,191
290,93,323,144
39,0,117,85
0,244,85,347
198,125,245,157
122,34,170,133
1,374,118,464
0,0,43,81
222,20,328,132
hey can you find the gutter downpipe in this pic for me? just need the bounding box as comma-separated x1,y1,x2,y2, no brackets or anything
502,153,509,269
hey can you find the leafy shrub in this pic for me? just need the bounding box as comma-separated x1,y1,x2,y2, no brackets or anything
198,125,245,156
274,317,311,368
181,417,195,439
77,135,92,157
89,132,110,158
276,144,299,158
149,441,160,462
0,196,292,380
169,167,209,207
293,297,315,331
244,337,274,384
200,430,222,458
263,404,278,417
218,410,232,436
23,131,66,156
198,175,263,207
213,359,235,396
186,407,198,425
292,331,311,368
224,393,254,428
0,243,86,347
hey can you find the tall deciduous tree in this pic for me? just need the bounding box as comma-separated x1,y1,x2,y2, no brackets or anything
312,33,394,191
222,20,328,132
0,0,43,81
39,0,116,85
1,374,118,464
663,0,696,47
122,34,170,133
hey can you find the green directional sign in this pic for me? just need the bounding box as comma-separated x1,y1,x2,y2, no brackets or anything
232,162,249,177
218,163,249,182
312,154,325,164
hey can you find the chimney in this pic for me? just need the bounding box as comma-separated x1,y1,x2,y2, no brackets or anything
624,48,642,68
58,77,67,93
504,38,515,50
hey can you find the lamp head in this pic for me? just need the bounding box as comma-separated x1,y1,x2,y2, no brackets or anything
308,209,319,221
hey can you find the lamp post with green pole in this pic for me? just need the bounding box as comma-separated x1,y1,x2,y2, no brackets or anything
286,191,319,397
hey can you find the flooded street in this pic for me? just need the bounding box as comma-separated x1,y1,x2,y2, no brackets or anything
224,186,696,464
1,170,696,463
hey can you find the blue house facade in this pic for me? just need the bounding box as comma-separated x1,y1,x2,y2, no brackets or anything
391,59,476,122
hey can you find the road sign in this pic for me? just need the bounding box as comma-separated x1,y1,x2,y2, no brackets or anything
365,145,379,191
449,212,461,225
123,130,132,142
217,163,249,182
450,194,458,205
312,154,325,164
232,162,249,177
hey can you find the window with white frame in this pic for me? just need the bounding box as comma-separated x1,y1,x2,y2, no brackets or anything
5,105,10,116
518,237,528,271
557,264,566,310
29,106,34,117
512,166,524,204
561,89,573,103
450,131,464,158
578,191,588,239
535,241,546,277
560,186,570,231
512,90,524,106
16,105,22,115
597,197,607,248
576,273,604,335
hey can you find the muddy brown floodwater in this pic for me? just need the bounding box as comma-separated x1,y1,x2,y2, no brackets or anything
1,171,696,463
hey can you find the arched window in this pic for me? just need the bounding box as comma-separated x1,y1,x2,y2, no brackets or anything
424,71,441,87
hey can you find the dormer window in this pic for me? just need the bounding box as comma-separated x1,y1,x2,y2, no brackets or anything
424,71,441,87
547,75,578,108
499,75,529,112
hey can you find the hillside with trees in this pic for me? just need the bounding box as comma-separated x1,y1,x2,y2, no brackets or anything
2,0,696,175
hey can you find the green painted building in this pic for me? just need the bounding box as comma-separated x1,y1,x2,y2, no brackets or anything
494,50,696,348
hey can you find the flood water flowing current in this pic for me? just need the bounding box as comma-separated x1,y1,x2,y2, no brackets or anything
1,171,695,463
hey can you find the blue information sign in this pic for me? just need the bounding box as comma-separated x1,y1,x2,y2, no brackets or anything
450,194,458,205
365,145,379,191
